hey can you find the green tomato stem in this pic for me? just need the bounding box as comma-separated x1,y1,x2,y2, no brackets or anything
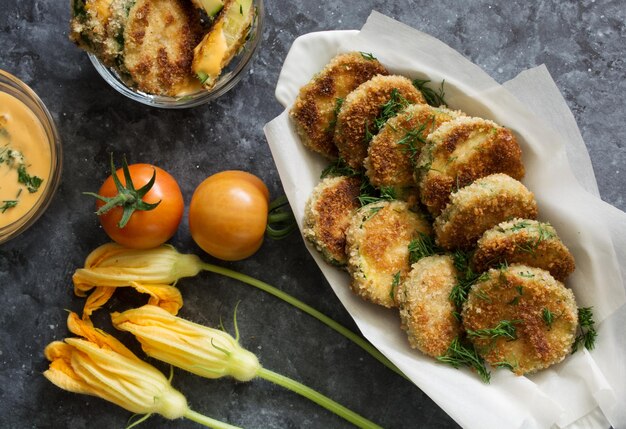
183,409,242,429
257,367,382,429
200,263,406,379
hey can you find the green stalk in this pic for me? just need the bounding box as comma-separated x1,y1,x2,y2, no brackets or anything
200,262,405,379
257,368,382,429
183,409,242,429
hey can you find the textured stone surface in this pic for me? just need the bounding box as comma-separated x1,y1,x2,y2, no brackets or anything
0,0,624,428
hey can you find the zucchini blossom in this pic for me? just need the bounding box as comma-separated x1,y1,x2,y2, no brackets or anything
112,305,382,429
44,313,239,429
73,243,402,378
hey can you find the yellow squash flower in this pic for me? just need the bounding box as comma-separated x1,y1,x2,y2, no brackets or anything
73,242,402,379
44,313,240,429
111,305,260,382
112,306,382,429
73,243,201,318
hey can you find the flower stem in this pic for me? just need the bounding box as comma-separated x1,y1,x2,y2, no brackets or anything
183,409,241,429
200,262,405,379
257,367,382,429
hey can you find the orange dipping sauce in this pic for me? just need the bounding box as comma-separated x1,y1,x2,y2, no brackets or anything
0,91,51,228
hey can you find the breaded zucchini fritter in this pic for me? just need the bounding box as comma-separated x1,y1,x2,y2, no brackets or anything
473,218,575,281
124,0,205,96
303,175,362,266
290,52,389,160
462,264,578,375
396,255,462,357
335,75,426,169
417,117,525,216
434,174,538,250
365,104,464,204
346,200,431,308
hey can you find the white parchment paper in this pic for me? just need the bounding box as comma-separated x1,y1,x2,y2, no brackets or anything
264,11,626,429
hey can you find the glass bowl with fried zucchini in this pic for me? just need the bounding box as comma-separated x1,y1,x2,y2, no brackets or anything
71,0,264,108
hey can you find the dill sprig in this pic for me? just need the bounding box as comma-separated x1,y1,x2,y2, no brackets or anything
437,337,490,383
326,97,345,131
1,200,18,213
360,52,376,61
572,307,598,353
18,165,43,193
364,89,411,144
397,124,429,166
413,78,446,107
320,157,359,179
408,233,442,264
467,320,521,341
449,250,489,308
542,308,554,329
389,271,401,301
357,185,396,206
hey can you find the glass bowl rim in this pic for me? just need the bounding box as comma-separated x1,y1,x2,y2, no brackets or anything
88,0,265,109
0,69,63,245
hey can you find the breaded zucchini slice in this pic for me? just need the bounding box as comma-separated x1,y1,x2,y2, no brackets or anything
346,200,431,308
473,219,575,282
462,264,578,375
303,175,362,266
290,52,389,160
396,255,462,357
417,117,525,216
335,75,426,170
434,174,538,250
124,0,205,96
365,104,464,204
70,0,133,66
192,0,255,90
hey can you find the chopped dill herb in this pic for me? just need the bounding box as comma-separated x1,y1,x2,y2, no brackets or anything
17,165,43,193
572,307,598,353
326,97,345,131
364,89,411,144
0,200,18,213
412,78,446,107
542,308,554,329
357,185,396,206
449,250,489,308
397,123,429,166
467,319,521,341
408,233,442,264
507,285,524,305
437,337,490,383
360,52,376,61
240,3,243,14
320,157,359,179
519,271,535,278
389,271,401,300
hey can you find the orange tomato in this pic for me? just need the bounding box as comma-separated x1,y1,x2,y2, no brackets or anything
96,164,184,249
189,171,270,261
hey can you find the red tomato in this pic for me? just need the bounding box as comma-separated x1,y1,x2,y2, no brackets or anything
96,164,184,249
189,171,270,261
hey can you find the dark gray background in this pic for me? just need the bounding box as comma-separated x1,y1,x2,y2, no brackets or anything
1,1,624,428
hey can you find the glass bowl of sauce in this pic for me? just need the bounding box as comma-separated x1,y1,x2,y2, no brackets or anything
0,70,62,245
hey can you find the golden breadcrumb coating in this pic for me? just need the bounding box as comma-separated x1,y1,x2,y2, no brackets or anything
290,52,389,160
472,218,575,282
123,0,205,96
462,264,578,375
434,174,538,250
335,75,426,170
396,255,462,357
303,175,362,266
364,104,464,206
417,117,525,216
345,200,431,308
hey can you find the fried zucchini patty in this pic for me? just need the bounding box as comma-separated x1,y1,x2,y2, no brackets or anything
473,218,575,281
462,264,578,375
365,104,464,205
396,255,462,357
434,174,538,250
346,200,431,308
303,175,362,266
335,75,426,170
123,0,205,96
290,52,388,160
417,117,525,216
